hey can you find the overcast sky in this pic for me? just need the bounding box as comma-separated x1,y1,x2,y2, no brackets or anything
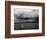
14,8,39,19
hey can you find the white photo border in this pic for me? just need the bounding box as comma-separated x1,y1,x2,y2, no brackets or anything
11,5,42,34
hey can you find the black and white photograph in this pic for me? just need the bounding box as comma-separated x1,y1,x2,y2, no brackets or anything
14,8,39,30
